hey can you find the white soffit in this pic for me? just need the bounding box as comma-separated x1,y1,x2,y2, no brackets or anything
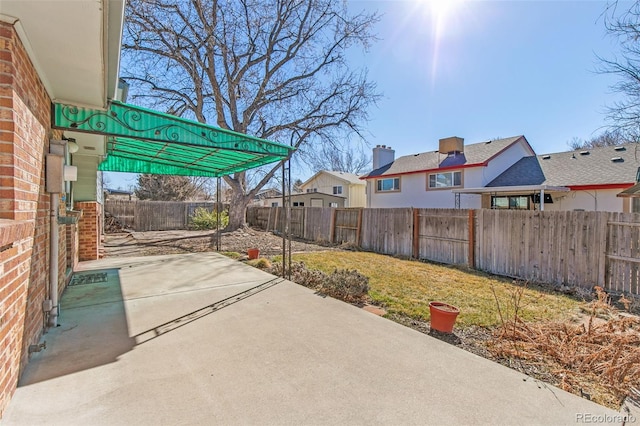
0,0,110,108
67,131,106,156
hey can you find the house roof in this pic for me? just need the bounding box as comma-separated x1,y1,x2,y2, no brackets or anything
363,136,528,179
105,188,133,195
264,191,346,201
617,182,640,198
303,170,365,186
487,143,640,188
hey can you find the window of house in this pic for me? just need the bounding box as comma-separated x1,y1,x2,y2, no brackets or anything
376,177,400,192
491,195,529,210
333,185,343,195
293,202,304,207
271,202,278,207
329,202,338,207
428,171,462,189
306,188,318,193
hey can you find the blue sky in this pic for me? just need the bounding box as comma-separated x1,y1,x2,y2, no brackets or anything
352,0,624,154
105,0,627,190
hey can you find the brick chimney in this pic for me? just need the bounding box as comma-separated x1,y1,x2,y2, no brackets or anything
372,144,395,170
439,137,464,154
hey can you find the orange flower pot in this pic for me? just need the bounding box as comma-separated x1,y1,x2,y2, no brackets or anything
247,248,260,260
429,301,460,333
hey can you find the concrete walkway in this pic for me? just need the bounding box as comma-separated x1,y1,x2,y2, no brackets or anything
3,253,623,425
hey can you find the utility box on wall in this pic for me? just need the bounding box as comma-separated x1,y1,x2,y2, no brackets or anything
46,154,64,193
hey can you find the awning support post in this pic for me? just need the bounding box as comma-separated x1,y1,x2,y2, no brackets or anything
281,161,286,279
216,177,221,251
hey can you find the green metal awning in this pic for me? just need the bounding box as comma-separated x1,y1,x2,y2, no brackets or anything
52,101,294,177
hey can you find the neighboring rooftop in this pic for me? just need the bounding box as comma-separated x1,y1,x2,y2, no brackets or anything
104,188,133,195
321,170,366,185
488,143,640,188
304,170,366,185
364,136,528,178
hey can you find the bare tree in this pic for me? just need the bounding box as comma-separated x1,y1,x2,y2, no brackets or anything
293,178,303,192
567,129,627,150
304,139,371,174
135,174,210,201
598,1,640,140
121,0,380,229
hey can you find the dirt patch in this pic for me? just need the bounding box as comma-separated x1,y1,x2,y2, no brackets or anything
385,313,495,360
104,228,339,258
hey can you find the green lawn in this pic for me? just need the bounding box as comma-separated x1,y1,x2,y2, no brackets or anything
289,251,582,328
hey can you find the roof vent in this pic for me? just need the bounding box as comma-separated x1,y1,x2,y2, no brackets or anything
542,155,551,160
614,146,626,152
611,157,624,162
580,150,590,155
485,140,492,144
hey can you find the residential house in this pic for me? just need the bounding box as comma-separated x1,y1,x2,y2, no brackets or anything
264,192,346,208
363,136,535,209
617,166,640,212
474,143,640,212
0,0,125,416
301,170,366,207
364,136,640,213
250,188,282,206
104,188,135,201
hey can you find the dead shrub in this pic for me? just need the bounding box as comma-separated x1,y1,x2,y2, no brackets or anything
251,258,272,270
268,262,369,303
320,269,370,303
268,261,327,290
488,285,640,408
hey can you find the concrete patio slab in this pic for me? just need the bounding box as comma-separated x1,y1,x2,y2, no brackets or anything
3,253,624,425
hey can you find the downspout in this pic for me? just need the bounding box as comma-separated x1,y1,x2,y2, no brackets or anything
49,194,59,327
540,189,545,211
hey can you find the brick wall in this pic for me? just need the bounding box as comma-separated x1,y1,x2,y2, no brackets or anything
0,21,69,417
0,220,32,417
75,201,101,261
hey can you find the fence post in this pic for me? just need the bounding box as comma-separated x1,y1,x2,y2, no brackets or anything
266,207,272,231
356,208,363,246
303,207,308,240
468,209,475,268
330,208,337,243
412,208,419,259
133,202,140,231
597,212,608,288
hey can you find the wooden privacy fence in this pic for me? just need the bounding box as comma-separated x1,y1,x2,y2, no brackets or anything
476,210,605,288
247,206,640,296
605,213,640,295
105,200,225,231
246,207,333,242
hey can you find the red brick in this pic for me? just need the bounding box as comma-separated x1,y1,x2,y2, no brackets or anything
0,21,57,417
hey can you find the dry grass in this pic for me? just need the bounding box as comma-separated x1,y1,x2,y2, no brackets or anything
290,252,580,328
488,287,640,408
